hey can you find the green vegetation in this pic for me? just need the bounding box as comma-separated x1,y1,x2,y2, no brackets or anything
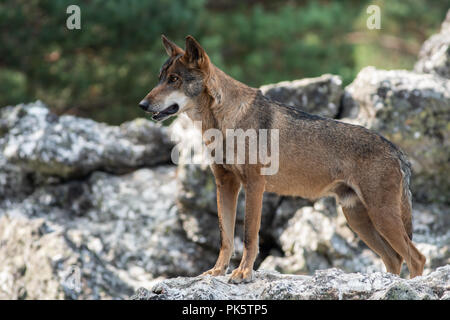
0,0,448,124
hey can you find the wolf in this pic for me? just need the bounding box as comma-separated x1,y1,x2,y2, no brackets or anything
138,35,426,283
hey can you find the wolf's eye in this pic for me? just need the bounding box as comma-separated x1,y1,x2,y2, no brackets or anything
168,75,179,83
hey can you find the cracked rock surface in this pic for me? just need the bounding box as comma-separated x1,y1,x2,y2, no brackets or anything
132,265,450,300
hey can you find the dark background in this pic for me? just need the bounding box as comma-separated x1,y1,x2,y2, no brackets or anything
1,0,448,124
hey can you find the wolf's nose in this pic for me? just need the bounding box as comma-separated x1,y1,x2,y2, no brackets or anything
139,100,149,111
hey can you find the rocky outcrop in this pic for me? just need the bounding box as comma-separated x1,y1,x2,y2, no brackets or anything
0,213,141,300
132,265,450,300
0,101,172,181
0,165,215,299
414,10,450,79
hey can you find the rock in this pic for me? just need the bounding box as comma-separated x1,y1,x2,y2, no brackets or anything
0,215,73,300
0,101,173,179
0,215,133,299
260,74,343,118
0,166,215,299
77,166,212,279
131,265,450,300
414,10,450,79
412,203,450,273
269,196,313,243
0,154,34,201
342,67,450,203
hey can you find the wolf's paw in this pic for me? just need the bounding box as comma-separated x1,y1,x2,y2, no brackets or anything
228,267,254,284
201,267,227,277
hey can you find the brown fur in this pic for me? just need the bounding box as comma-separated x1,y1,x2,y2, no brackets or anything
140,35,426,282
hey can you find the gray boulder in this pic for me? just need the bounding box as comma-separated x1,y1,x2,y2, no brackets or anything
0,214,133,299
415,10,450,79
132,265,450,300
0,101,173,179
0,166,214,299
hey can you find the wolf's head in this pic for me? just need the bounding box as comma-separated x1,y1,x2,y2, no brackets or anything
139,35,211,121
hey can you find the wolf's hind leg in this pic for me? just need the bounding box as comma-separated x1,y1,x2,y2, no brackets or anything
341,199,403,274
366,202,425,278
202,165,241,277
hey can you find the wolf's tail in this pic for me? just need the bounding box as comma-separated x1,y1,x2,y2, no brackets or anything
398,149,413,240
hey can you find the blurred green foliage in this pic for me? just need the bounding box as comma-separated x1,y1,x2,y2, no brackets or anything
0,0,448,124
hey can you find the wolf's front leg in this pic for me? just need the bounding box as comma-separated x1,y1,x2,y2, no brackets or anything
202,165,241,276
229,176,265,283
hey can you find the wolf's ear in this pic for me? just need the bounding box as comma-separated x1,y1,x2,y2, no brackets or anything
182,35,210,70
161,35,184,57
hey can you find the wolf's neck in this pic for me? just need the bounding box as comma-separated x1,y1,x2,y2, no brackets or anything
203,65,257,130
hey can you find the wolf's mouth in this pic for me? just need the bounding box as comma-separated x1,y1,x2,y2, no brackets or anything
151,103,179,121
